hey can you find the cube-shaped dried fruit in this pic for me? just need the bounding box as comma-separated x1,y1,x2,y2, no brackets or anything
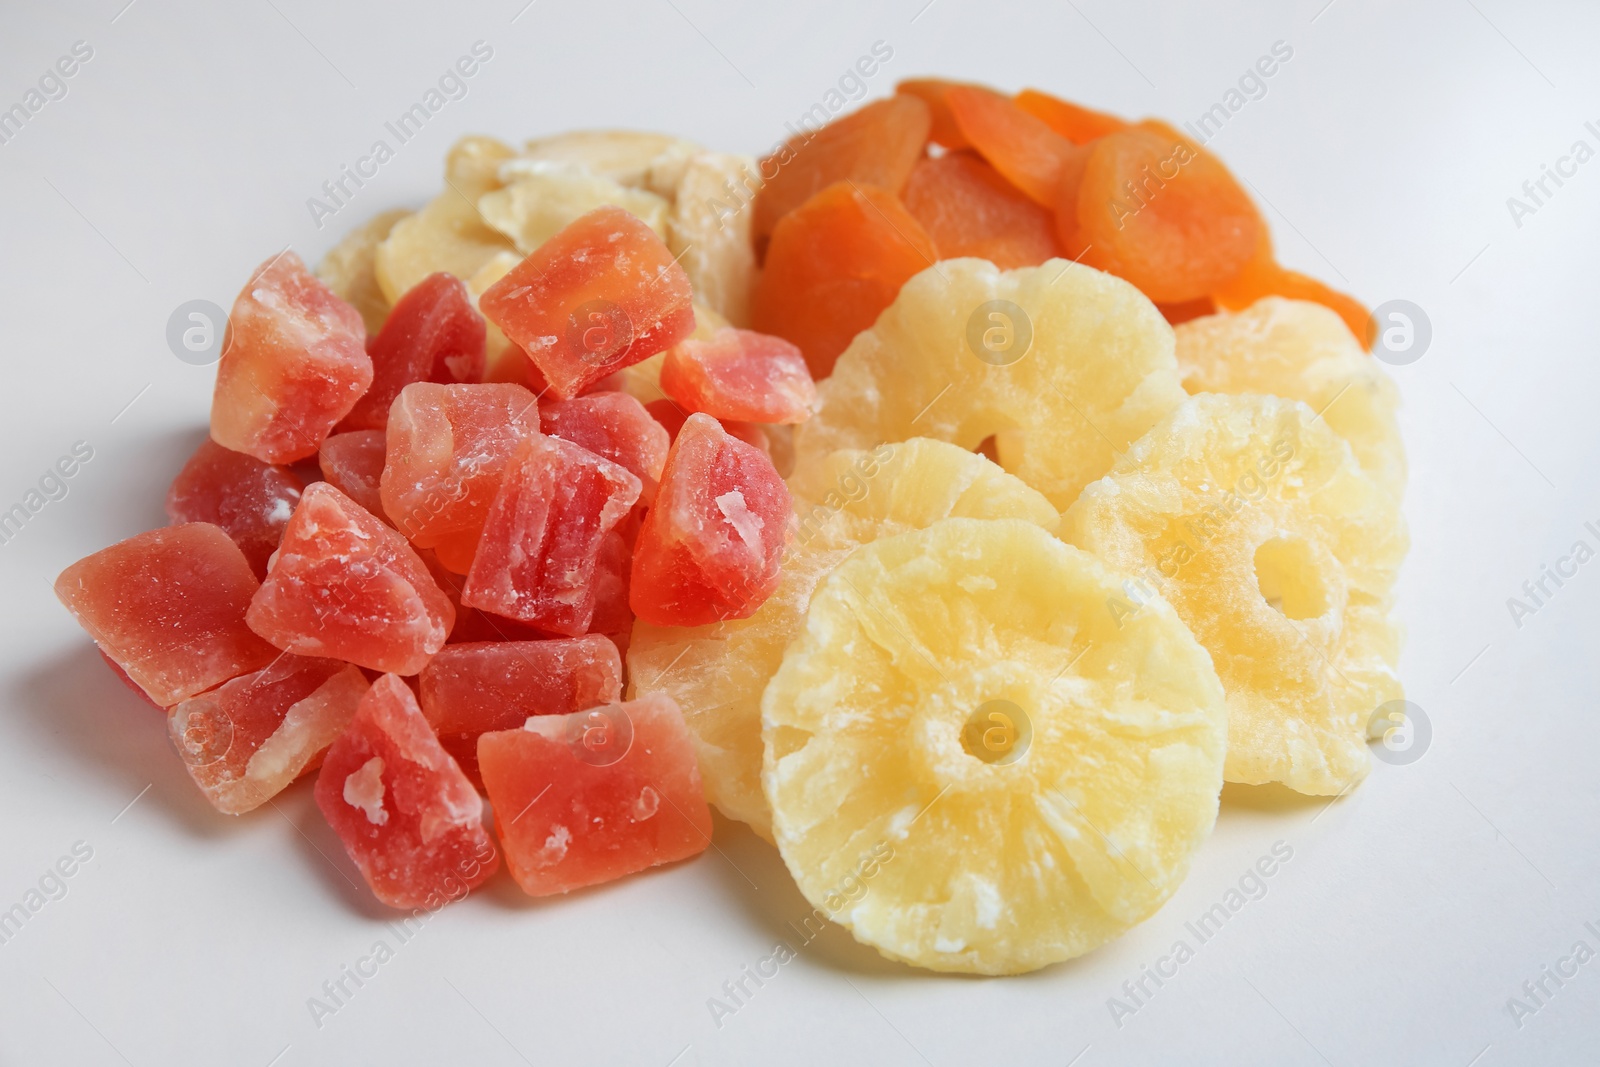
539,391,670,503
589,526,634,638
477,693,710,896
211,251,373,464
338,273,487,432
170,655,369,814
478,206,696,400
318,430,388,521
461,435,641,636
166,439,304,577
315,674,498,909
55,524,279,707
247,482,454,675
659,327,816,425
630,414,790,626
417,637,622,785
380,382,540,572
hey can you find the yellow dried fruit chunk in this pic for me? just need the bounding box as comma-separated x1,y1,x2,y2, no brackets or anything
1176,296,1405,499
628,439,1057,839
1062,393,1407,795
510,130,700,197
762,518,1227,975
374,135,517,304
667,152,759,327
316,208,412,336
795,259,1187,510
478,165,670,253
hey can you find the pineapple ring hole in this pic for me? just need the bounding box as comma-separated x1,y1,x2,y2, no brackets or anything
959,700,1031,765
1254,536,1329,620
770,724,814,763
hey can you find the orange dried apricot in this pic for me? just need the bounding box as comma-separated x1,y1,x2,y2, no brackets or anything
895,78,978,150
902,152,1061,269
945,86,1089,207
1014,88,1128,144
1214,229,1369,343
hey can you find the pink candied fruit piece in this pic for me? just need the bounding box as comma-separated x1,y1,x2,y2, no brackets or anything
211,251,372,464
379,382,540,573
643,399,771,458
100,650,164,710
478,206,696,400
461,435,641,636
338,273,487,432
315,674,498,909
417,637,622,786
246,482,454,675
629,413,791,627
170,655,368,814
539,391,670,504
318,430,388,521
659,327,817,425
55,524,279,707
589,525,634,638
477,692,711,897
166,439,304,577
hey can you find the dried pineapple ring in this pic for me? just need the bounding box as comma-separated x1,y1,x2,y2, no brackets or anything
1062,393,1407,795
374,135,517,305
762,518,1227,975
1176,296,1405,500
510,130,701,198
667,152,760,327
794,258,1187,510
628,438,1056,839
316,208,413,336
478,165,670,254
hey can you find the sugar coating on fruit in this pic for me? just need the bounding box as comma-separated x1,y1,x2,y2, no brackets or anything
1062,393,1406,795
659,328,817,425
476,693,711,896
55,523,279,707
761,518,1228,975
211,251,373,464
318,430,388,521
1175,296,1405,500
462,434,641,636
379,382,541,571
314,674,497,909
629,413,790,627
166,439,304,577
478,205,696,400
796,258,1187,510
169,655,368,814
246,482,454,675
630,437,1057,837
538,391,670,503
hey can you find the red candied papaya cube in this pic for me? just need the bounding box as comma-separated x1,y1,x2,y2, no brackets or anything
55,524,279,707
170,655,368,814
643,400,771,459
338,273,487,432
318,430,388,521
247,482,454,675
315,674,498,909
417,637,622,784
538,391,670,504
461,435,641,636
659,327,816,425
477,693,711,896
630,414,790,627
589,525,634,638
380,382,540,573
478,207,695,400
211,251,372,464
100,650,163,710
166,439,304,577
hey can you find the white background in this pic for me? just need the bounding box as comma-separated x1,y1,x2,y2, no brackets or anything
2,0,1597,1064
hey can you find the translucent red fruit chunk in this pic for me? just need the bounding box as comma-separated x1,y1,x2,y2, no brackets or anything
477,693,711,897
660,328,817,425
339,273,487,432
643,401,770,459
166,439,304,578
629,413,790,627
170,655,368,814
315,674,498,909
318,430,388,521
479,206,696,401
211,251,372,464
589,524,635,638
538,391,670,504
417,637,622,786
462,435,641,636
379,382,541,572
247,482,454,675
55,524,278,707
100,650,163,710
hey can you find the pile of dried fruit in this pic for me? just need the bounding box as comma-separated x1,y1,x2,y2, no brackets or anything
54,82,1405,975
